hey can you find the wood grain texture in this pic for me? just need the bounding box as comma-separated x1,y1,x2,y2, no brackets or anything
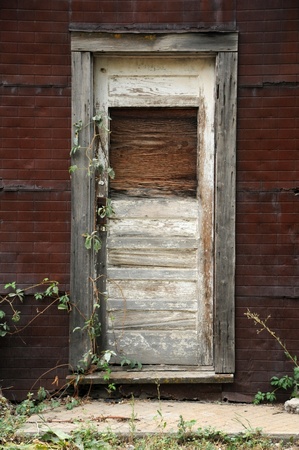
70,51,95,369
110,108,197,197
68,371,233,385
108,248,197,268
214,51,237,374
106,197,201,365
71,32,238,53
107,310,196,330
107,330,199,365
107,279,197,303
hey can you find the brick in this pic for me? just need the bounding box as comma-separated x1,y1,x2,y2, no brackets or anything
0,20,19,32
2,0,299,402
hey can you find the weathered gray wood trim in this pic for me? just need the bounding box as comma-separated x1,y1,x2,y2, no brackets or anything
70,51,96,369
214,51,237,373
71,32,238,54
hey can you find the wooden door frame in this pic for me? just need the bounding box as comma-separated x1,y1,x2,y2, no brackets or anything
69,30,238,378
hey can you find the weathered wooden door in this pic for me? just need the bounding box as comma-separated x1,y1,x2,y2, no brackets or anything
94,57,215,368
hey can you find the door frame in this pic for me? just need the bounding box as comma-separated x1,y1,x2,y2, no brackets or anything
69,30,238,379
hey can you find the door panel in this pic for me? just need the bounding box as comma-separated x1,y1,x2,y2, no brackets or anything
106,197,200,365
106,107,200,365
94,57,215,368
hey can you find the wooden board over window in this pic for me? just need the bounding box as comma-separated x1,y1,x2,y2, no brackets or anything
110,108,198,198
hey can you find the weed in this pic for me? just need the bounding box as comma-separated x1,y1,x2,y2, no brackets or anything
65,396,81,410
245,309,299,404
153,383,167,434
120,357,142,370
15,392,47,416
129,395,137,443
177,414,197,440
70,423,115,449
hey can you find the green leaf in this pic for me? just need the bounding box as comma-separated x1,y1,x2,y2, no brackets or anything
265,391,276,402
0,310,6,319
70,144,81,155
294,367,299,380
0,322,9,337
92,114,103,125
57,303,68,310
271,375,294,390
98,206,106,218
12,310,21,322
105,198,114,217
253,391,265,404
73,327,82,333
4,281,16,290
69,164,78,174
58,294,70,310
93,236,102,253
42,429,71,442
107,166,115,179
8,292,16,298
270,376,280,386
84,236,92,250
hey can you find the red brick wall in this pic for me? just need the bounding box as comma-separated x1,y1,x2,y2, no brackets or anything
1,0,299,401
0,0,71,400
71,0,235,28
232,0,299,401
0,297,69,402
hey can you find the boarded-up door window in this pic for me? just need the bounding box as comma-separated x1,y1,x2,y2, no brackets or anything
109,108,198,198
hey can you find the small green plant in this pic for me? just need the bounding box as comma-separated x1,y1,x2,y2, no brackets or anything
65,396,81,410
98,197,115,219
153,382,167,434
83,230,102,254
120,357,142,370
177,415,197,440
129,394,137,443
0,279,70,338
245,309,299,404
15,391,49,416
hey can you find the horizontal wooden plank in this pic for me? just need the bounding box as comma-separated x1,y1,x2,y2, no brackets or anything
108,218,198,237
107,279,197,301
68,371,234,385
109,75,200,99
108,248,197,268
107,298,197,311
107,310,196,330
71,32,238,53
107,268,198,280
109,95,199,108
108,237,198,249
110,198,199,219
107,330,199,365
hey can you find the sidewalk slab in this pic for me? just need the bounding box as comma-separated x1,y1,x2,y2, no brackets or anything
22,400,299,440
